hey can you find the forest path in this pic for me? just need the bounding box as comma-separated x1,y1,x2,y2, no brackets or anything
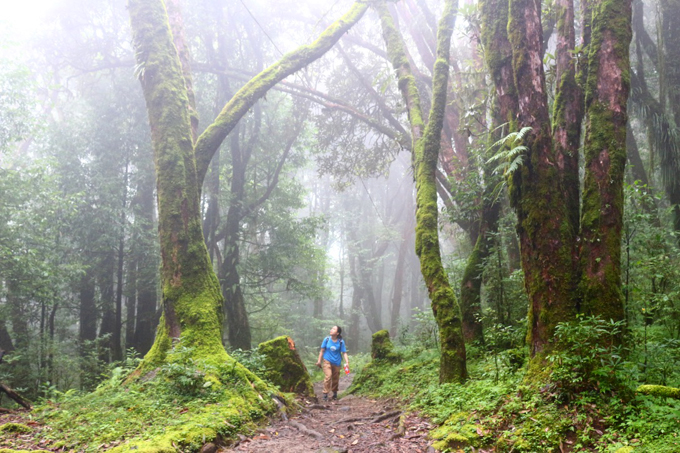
224,373,437,453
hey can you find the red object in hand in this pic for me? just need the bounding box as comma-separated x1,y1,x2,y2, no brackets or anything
344,364,350,375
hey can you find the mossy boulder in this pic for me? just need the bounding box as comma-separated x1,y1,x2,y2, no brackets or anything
258,336,314,396
0,423,31,434
371,330,401,363
431,412,485,450
636,384,680,400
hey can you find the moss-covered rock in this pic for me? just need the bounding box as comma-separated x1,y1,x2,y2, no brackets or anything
614,447,635,453
371,330,401,363
258,336,314,396
636,384,680,400
0,423,31,434
431,412,485,450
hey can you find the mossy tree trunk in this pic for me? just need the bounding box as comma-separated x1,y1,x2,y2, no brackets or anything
578,0,632,320
482,0,631,369
507,0,578,361
127,0,369,371
376,0,467,384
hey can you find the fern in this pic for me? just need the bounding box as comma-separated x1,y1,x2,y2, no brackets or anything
486,126,532,176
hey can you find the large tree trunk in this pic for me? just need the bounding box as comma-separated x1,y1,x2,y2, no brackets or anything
506,0,577,361
129,0,227,370
376,0,467,384
659,0,680,239
578,0,632,321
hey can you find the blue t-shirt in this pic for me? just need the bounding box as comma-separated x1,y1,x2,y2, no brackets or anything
321,336,346,366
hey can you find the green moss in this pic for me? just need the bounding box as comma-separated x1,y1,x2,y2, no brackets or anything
431,412,485,450
0,423,31,434
37,356,280,452
257,336,314,396
370,330,401,363
636,385,680,400
0,450,51,453
615,448,635,453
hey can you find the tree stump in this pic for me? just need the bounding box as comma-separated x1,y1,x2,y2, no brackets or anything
258,336,314,396
371,330,401,363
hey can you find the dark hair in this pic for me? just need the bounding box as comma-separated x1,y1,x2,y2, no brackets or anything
334,325,343,341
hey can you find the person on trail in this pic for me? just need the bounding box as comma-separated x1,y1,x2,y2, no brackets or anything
316,325,349,401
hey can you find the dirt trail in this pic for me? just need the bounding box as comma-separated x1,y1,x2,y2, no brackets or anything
225,373,436,453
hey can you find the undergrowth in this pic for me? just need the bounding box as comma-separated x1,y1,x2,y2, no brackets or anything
348,339,680,452
29,347,286,452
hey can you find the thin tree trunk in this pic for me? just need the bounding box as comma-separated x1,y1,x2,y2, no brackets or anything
79,264,97,349
376,0,467,383
390,217,414,337
0,320,14,353
132,156,158,356
113,162,129,361
220,124,251,350
99,252,116,363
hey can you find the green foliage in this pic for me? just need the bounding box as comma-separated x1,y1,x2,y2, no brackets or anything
0,56,37,151
229,348,268,377
549,316,628,398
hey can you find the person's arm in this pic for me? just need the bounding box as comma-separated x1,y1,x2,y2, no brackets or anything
316,338,326,367
343,352,349,366
316,348,325,367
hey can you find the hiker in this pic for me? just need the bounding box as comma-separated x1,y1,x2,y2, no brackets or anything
316,325,349,401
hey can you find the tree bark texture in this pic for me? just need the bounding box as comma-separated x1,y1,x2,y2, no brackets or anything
578,0,632,321
507,0,578,359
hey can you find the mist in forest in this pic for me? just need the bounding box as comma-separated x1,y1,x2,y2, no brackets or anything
1,0,679,444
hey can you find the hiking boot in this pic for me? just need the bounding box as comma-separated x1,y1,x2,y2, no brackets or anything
332,392,338,400
322,393,328,402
